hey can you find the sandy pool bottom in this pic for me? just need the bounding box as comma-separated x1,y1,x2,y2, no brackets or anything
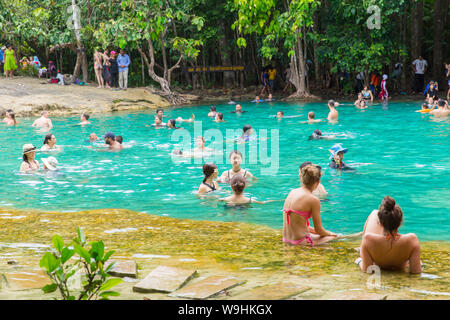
0,208,448,300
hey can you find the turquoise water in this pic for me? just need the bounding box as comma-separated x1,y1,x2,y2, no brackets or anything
0,101,449,240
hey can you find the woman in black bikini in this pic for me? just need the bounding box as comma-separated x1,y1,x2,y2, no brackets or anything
218,150,256,183
197,163,220,194
20,144,39,172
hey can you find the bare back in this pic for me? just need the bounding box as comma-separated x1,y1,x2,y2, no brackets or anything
361,210,421,273
282,188,315,241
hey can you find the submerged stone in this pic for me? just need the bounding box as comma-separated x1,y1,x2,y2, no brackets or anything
133,266,197,293
106,260,137,278
170,276,246,299
3,270,51,290
233,282,311,300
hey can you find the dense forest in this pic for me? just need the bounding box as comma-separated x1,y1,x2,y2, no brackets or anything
0,0,448,99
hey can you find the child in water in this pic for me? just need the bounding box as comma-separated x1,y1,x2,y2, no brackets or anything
220,175,278,205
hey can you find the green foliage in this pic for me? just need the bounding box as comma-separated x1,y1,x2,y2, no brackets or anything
17,65,39,77
39,227,122,300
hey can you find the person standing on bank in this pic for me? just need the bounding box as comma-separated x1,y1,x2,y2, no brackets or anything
117,49,130,90
411,56,428,94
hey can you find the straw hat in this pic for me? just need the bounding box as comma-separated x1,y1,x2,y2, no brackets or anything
22,144,36,155
42,157,59,171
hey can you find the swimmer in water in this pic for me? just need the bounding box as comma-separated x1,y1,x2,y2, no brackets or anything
429,99,449,117
238,124,254,142
89,133,99,143
78,113,91,125
20,144,39,172
156,108,165,119
218,150,256,183
276,111,284,119
42,156,59,171
308,129,336,140
41,133,61,152
176,114,195,123
2,109,18,125
228,97,236,105
356,196,421,274
266,93,274,102
328,144,354,170
193,136,214,153
282,164,337,246
301,111,323,123
327,100,339,121
299,162,328,197
151,115,167,128
252,95,262,103
214,112,225,122
116,135,123,144
356,99,368,109
197,163,221,194
220,175,276,205
208,106,217,117
361,86,374,102
32,111,53,129
167,119,180,129
104,131,123,151
231,104,246,113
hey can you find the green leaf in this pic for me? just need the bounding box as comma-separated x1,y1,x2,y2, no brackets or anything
99,278,123,291
103,250,115,262
74,245,91,264
42,283,58,293
52,235,64,254
40,252,60,273
77,227,85,244
61,248,75,264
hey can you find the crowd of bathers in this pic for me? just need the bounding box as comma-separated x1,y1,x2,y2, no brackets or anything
4,93,442,276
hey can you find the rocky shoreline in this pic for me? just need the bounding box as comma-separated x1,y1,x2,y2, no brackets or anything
0,207,448,300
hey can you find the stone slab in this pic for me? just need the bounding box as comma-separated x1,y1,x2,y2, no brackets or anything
133,266,197,293
170,276,246,299
106,260,137,278
3,270,52,290
233,282,311,300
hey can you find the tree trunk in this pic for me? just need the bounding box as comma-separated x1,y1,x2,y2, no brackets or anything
312,12,320,87
410,0,423,60
218,22,235,88
289,30,309,97
432,0,449,84
71,0,88,82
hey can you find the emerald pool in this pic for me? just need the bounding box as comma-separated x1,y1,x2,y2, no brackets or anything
1,101,449,240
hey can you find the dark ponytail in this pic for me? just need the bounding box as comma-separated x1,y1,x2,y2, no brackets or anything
378,196,403,237
202,163,217,183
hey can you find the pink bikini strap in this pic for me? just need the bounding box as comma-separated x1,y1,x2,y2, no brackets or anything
283,208,310,227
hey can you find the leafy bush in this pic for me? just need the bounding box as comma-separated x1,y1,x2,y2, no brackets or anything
17,64,39,77
40,227,122,300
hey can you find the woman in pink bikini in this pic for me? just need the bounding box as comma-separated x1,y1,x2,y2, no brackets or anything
356,196,421,273
282,164,337,246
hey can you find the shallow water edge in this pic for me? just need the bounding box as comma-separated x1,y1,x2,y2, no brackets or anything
0,207,448,300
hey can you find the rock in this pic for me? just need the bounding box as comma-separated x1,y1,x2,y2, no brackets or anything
170,276,246,299
133,266,197,293
3,270,52,290
106,260,137,278
233,282,311,300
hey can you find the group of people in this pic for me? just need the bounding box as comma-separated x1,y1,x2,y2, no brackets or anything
93,48,130,90
3,92,431,276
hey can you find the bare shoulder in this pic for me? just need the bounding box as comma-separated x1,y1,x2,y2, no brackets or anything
401,233,419,244
362,232,381,243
